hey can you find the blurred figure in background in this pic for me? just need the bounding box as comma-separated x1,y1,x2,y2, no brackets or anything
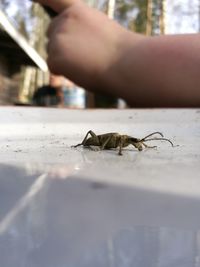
32,74,86,108
32,74,64,107
63,79,86,109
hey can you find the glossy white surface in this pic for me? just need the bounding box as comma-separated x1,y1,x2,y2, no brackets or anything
0,107,200,266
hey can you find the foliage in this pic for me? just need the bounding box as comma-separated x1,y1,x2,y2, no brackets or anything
114,0,148,33
114,0,166,34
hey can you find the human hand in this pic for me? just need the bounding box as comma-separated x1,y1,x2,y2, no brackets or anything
34,0,200,107
33,0,130,90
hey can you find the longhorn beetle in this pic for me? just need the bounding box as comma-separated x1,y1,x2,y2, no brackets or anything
72,130,174,155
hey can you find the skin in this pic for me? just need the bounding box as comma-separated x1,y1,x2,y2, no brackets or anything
34,0,200,107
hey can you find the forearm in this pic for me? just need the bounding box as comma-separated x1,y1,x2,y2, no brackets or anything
104,33,200,107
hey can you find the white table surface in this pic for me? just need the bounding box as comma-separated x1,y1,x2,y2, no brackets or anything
0,107,200,267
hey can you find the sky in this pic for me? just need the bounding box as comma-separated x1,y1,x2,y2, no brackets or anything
0,0,31,16
166,0,199,33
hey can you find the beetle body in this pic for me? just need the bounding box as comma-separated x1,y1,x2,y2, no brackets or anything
84,133,138,148
73,130,174,155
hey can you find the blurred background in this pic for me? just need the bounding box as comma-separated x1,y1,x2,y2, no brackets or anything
0,0,199,108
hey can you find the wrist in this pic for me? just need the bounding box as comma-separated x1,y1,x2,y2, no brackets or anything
94,30,146,99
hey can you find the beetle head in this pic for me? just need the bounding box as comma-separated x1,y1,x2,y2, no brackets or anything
129,137,143,151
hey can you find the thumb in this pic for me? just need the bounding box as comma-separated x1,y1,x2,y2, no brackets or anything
33,0,81,13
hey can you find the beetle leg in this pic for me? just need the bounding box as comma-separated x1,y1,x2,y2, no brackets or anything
100,135,113,150
72,143,82,148
82,130,99,145
118,144,123,155
72,130,98,147
142,142,157,149
118,137,124,155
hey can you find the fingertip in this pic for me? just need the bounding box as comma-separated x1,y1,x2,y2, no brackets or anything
34,0,82,13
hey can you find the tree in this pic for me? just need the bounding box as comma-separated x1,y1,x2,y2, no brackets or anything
114,0,166,35
159,0,166,34
151,0,167,35
146,0,152,35
114,0,147,33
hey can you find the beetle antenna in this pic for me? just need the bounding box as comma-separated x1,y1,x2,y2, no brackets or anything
141,132,164,141
143,137,174,147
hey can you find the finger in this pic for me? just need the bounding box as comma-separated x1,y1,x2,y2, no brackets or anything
32,0,81,13
47,15,63,38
